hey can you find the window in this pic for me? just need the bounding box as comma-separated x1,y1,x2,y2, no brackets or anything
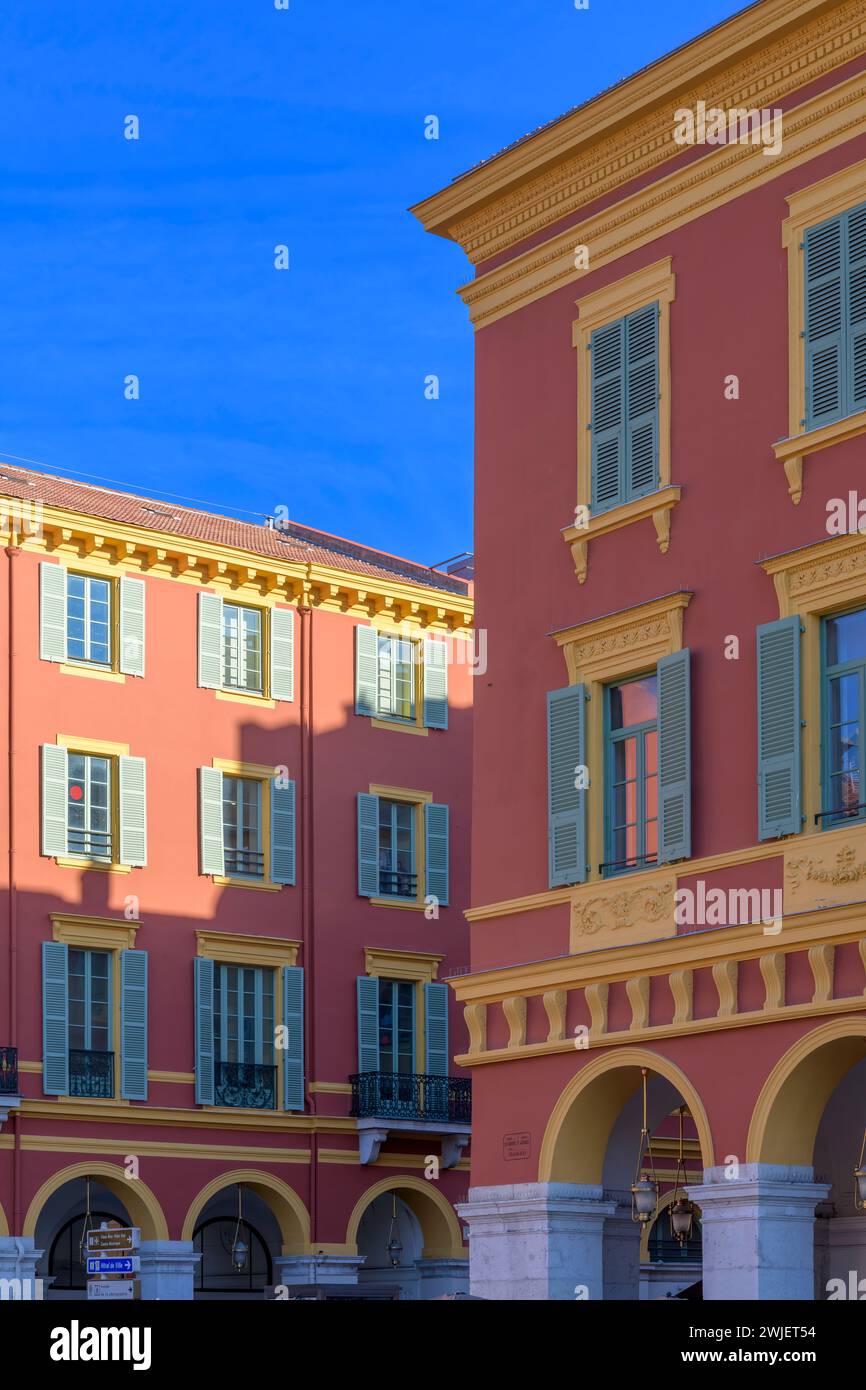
605,675,658,875
821,608,866,827
590,302,659,513
223,603,263,693
67,754,112,862
222,776,264,878
378,798,416,898
66,573,111,666
804,199,866,429
355,627,448,730
377,634,416,721
377,978,415,1074
67,948,113,1097
213,964,276,1109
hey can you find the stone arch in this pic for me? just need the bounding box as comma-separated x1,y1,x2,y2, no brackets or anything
23,1161,168,1241
346,1175,465,1260
0,1197,7,1237
181,1170,310,1254
538,1047,714,1182
747,1017,866,1164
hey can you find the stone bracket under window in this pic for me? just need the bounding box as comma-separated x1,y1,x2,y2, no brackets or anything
356,1117,470,1167
772,410,866,506
562,485,681,584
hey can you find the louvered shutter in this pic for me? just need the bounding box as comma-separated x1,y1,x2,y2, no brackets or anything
423,637,448,729
547,685,587,887
846,202,866,415
282,965,304,1111
658,649,691,863
118,756,147,867
757,616,802,840
270,778,296,885
42,940,69,1096
119,577,146,677
357,792,379,896
39,562,66,662
590,319,624,512
121,949,148,1100
198,592,223,689
626,303,659,497
41,743,68,857
199,767,225,876
425,803,449,906
424,981,449,1077
805,215,844,427
270,606,294,702
194,957,215,1105
355,625,379,716
356,976,380,1072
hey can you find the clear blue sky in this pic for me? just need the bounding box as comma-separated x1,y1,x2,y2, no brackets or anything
0,0,741,566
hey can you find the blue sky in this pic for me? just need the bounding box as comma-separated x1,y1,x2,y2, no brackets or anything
0,0,741,566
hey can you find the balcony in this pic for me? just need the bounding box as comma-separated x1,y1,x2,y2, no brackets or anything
0,1047,19,1130
215,1060,276,1110
377,870,418,899
69,1049,114,1099
350,1071,472,1166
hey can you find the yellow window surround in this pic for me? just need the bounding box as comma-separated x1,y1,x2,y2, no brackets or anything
50,913,132,1103
363,948,443,1072
369,626,426,730
368,783,431,911
564,258,678,584
777,158,866,505
55,736,131,873
212,757,282,890
59,565,126,677
552,590,691,884
216,597,276,702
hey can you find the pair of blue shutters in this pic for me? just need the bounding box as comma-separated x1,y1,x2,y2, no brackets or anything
39,563,146,676
198,767,296,884
356,977,449,1075
805,200,866,428
356,793,449,904
547,650,691,887
194,959,305,1111
590,302,660,513
354,626,448,729
197,592,295,701
42,942,148,1100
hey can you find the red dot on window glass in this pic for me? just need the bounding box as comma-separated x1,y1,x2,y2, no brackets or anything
69,785,83,801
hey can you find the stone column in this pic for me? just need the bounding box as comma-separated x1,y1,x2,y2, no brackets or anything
0,1236,44,1300
688,1165,830,1301
458,1183,616,1301
138,1240,199,1301
272,1254,365,1290
415,1257,470,1299
602,1192,642,1300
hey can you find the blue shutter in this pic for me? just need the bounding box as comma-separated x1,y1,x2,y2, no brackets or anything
425,803,449,906
194,957,215,1105
198,592,223,689
270,606,294,702
423,637,448,729
119,577,146,677
805,215,844,427
121,949,148,1101
846,202,866,415
355,625,379,716
357,792,379,897
625,303,659,498
118,756,147,867
757,616,802,840
39,562,66,662
42,941,68,1096
270,778,296,885
590,319,624,512
658,649,691,863
41,743,68,857
356,976,380,1072
424,981,449,1077
199,767,225,876
547,685,587,887
282,965,304,1111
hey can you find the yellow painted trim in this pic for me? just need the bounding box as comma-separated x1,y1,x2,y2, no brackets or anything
0,1199,7,1237
309,1082,353,1095
213,758,279,779
195,930,300,969
212,876,283,893
364,948,442,982
318,1148,472,1171
538,1047,714,1183
773,413,866,506
746,1016,866,1164
17,1098,355,1132
563,488,681,584
369,783,433,804
54,858,132,875
371,718,429,737
344,1174,466,1260
59,664,126,684
20,1134,311,1164
148,1070,194,1084
51,913,139,950
18,1061,43,1073
369,783,432,910
23,1160,169,1241
369,896,427,912
212,758,283,887
181,1169,311,1255
57,734,129,756
215,690,276,709
57,555,131,578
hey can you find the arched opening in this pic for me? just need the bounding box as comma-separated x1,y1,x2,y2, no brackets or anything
181,1170,309,1299
192,1208,274,1299
347,1177,467,1301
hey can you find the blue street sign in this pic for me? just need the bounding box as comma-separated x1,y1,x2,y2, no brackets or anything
86,1256,141,1275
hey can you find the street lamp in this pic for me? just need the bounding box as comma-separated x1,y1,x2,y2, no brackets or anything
630,1068,659,1225
230,1185,249,1273
669,1105,695,1246
386,1195,404,1267
855,1128,866,1209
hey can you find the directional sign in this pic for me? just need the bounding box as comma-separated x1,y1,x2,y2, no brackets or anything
86,1227,139,1254
86,1256,141,1276
87,1279,140,1301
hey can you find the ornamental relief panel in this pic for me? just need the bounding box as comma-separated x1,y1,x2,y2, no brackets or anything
785,826,866,913
570,874,676,953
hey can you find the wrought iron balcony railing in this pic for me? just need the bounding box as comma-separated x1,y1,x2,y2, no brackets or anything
215,1060,276,1110
69,1049,114,1099
350,1071,472,1125
224,848,265,878
377,870,418,899
0,1047,18,1095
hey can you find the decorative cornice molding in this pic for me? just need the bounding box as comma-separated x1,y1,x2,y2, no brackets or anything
554,591,691,686
762,530,866,619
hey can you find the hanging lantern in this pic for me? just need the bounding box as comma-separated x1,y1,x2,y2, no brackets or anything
668,1106,695,1245
386,1194,404,1267
230,1185,249,1272
630,1069,659,1225
855,1127,866,1210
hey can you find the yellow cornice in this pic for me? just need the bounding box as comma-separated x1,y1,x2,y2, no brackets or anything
195,930,301,969
552,590,691,685
412,0,864,265
364,947,443,982
50,913,139,951
57,734,129,757
761,529,866,618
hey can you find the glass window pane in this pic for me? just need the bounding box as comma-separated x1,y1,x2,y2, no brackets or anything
609,676,658,730
827,610,866,667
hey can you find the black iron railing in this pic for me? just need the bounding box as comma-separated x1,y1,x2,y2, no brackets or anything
215,1060,277,1110
67,830,112,861
0,1047,18,1095
350,1071,471,1125
377,871,418,899
69,1049,114,1099
224,848,265,878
